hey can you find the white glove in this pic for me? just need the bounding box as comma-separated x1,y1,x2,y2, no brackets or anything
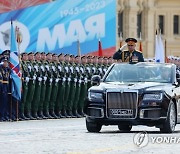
80,67,84,73
84,77,88,83
49,78,53,83
74,78,77,82
43,76,47,81
75,67,79,72
45,65,49,71
34,65,38,72
63,77,66,82
52,66,55,71
68,77,71,82
70,67,73,73
38,77,42,82
65,67,69,73
33,76,36,80
28,65,32,72
86,67,90,73
25,77,29,82
41,66,45,72
58,66,62,71
79,79,82,83
120,43,127,51
55,78,59,82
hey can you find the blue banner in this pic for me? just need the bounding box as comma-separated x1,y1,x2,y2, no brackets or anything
0,0,116,55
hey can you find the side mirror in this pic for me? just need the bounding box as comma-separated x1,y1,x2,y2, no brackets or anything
91,75,101,85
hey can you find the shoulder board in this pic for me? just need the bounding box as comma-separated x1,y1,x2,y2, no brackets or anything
135,50,142,53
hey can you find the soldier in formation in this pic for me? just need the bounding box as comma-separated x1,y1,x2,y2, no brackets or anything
19,52,112,120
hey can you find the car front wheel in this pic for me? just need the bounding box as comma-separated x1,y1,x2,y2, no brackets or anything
160,101,176,133
86,119,102,132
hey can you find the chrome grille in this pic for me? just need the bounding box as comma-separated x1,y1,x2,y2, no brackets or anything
106,91,138,119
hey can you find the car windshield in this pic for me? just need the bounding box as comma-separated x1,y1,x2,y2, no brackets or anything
104,63,173,83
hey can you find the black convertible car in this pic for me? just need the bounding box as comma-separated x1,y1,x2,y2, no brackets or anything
84,62,180,133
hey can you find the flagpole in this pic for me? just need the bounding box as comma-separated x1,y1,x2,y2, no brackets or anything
119,32,123,48
165,39,167,63
15,25,22,121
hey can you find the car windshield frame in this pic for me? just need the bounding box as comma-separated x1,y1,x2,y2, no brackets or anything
104,63,174,83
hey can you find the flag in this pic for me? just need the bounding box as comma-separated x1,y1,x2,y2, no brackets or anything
9,20,21,101
139,32,142,52
98,38,103,56
139,41,142,52
77,38,81,57
155,30,165,63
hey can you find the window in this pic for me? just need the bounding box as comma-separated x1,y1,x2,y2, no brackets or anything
118,11,123,37
173,15,179,34
137,13,142,38
159,15,164,34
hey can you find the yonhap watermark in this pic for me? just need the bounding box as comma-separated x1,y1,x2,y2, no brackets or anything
133,131,149,148
133,132,180,148
151,136,180,144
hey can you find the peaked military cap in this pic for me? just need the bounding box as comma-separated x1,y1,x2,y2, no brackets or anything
125,38,137,44
2,50,10,55
21,52,28,56
81,55,87,59
52,53,58,56
64,54,70,57
46,53,52,56
58,53,64,57
34,52,41,55
41,52,46,54
28,52,34,55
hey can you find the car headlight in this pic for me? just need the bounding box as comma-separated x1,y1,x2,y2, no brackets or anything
88,92,103,101
143,93,163,101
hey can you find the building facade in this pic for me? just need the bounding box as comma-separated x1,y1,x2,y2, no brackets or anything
116,0,180,58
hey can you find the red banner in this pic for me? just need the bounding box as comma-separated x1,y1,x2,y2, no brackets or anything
0,0,50,13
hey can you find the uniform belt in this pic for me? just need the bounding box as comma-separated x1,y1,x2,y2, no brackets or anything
2,80,9,84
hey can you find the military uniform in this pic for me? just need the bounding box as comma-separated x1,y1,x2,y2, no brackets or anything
31,59,42,119
55,59,66,118
21,58,30,120
113,38,144,63
49,59,59,118
25,53,36,120
0,58,10,121
43,59,54,118
113,49,144,63
67,59,76,117
39,58,48,119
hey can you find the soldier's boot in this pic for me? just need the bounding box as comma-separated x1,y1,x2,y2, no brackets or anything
78,109,85,117
38,111,47,119
32,112,42,120
55,110,65,118
44,110,53,119
20,113,30,120
62,110,71,118
67,110,76,118
50,110,58,119
26,112,36,120
73,110,82,118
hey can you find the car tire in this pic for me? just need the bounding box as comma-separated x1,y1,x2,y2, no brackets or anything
118,124,132,132
160,101,176,133
86,119,102,133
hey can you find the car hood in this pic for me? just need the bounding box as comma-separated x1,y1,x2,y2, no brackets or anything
90,82,174,96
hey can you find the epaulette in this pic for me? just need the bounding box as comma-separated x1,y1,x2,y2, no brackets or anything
135,50,142,53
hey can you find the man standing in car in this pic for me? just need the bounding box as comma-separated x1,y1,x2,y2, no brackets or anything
113,38,144,63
